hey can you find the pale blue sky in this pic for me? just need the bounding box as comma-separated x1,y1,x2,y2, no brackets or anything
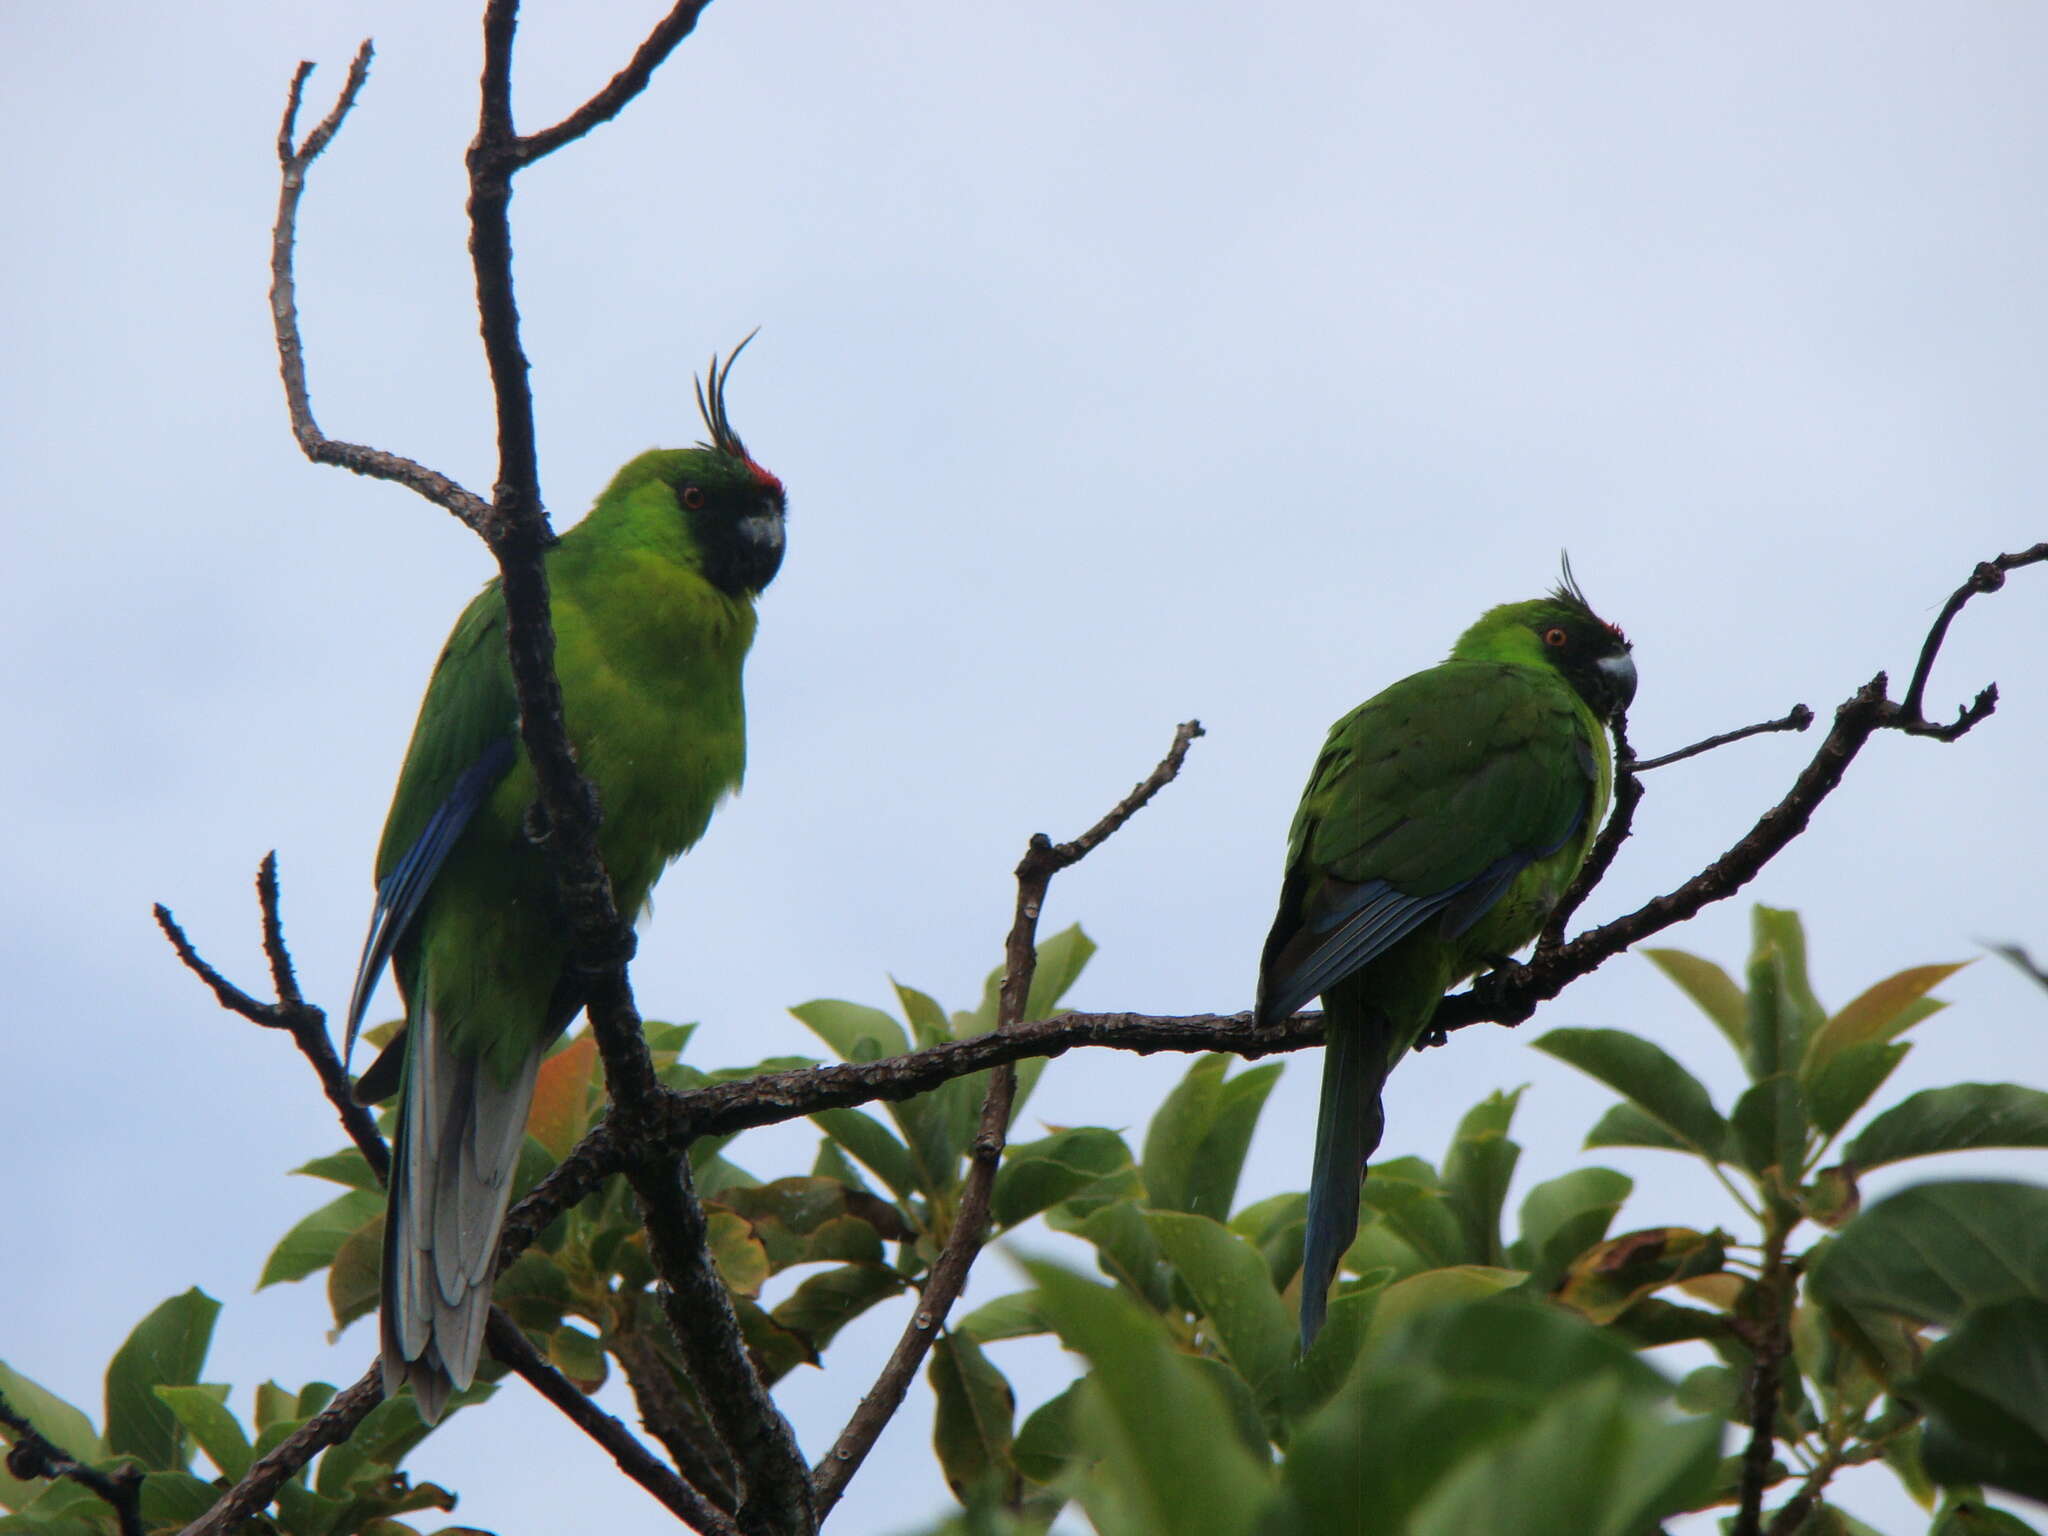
4,3,2047,1531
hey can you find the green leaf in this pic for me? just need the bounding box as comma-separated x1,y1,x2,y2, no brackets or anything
703,1210,770,1298
251,1381,298,1438
1555,1228,1727,1326
1535,1028,1728,1159
1808,1180,2048,1326
0,1363,103,1514
1913,1297,2048,1502
1058,1199,1169,1312
1643,947,1748,1054
1843,1084,2048,1170
1741,931,1812,1181
1026,1261,1270,1536
1365,1266,1525,1351
956,1291,1049,1344
1144,1211,1297,1404
1185,1062,1285,1222
1730,1078,1799,1181
714,1176,905,1271
1439,1089,1523,1266
1673,1363,1744,1422
893,979,954,1048
811,1108,922,1203
1271,1295,1697,1535
527,1033,600,1160
259,1188,383,1288
153,1385,249,1481
1583,1102,1690,1155
1404,1374,1722,1536
326,1218,383,1333
929,1333,1019,1507
1802,962,1965,1074
1753,907,1826,1053
789,998,909,1063
547,1325,607,1392
1284,1283,1382,1422
136,1471,222,1526
1932,1495,2048,1536
1137,1054,1284,1220
811,1135,873,1193
103,1289,218,1469
1514,1166,1634,1291
992,1128,1134,1229
1014,1380,1083,1487
1022,924,1096,1023
1360,1160,1465,1269
291,1148,380,1191
1803,1040,1911,1140
772,1263,906,1354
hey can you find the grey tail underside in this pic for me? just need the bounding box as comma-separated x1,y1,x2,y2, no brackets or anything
380,989,543,1424
1299,1018,1388,1351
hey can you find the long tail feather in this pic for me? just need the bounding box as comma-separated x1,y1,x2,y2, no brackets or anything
1300,1016,1389,1349
380,981,542,1423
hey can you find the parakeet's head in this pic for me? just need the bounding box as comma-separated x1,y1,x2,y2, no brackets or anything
1454,560,1636,720
596,336,787,596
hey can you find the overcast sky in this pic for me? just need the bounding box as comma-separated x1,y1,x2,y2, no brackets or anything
5,3,2047,1532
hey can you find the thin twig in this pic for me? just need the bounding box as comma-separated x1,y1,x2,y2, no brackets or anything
156,869,387,1177
1534,714,1640,959
1,1389,144,1536
165,880,737,1529
813,720,1204,1517
514,1,716,164
1630,705,1815,772
269,42,494,529
180,1366,383,1536
627,1139,816,1536
1733,1234,1797,1536
484,1312,737,1533
1899,542,2048,732
613,1328,740,1513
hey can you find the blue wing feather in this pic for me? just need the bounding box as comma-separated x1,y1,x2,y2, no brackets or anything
344,734,517,1061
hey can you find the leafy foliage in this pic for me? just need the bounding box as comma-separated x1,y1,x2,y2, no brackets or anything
6,911,2045,1534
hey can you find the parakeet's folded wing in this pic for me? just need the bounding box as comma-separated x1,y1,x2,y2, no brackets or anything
345,588,520,1060
1257,661,1595,1024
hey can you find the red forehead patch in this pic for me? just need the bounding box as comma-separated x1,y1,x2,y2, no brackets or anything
746,458,783,495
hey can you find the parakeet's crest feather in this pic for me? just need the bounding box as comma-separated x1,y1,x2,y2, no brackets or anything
695,332,759,462
1552,552,1627,647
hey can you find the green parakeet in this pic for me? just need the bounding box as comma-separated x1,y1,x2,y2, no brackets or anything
1255,572,1634,1347
344,348,786,1420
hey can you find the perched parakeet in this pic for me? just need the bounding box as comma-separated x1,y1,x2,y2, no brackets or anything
1255,573,1635,1347
345,347,786,1420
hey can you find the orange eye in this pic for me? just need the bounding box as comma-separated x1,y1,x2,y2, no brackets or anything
1543,627,1568,647
680,484,706,510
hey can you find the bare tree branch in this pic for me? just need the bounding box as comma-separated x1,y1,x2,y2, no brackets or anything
156,856,387,1177
812,720,1205,1517
514,1,717,165
484,1312,737,1533
626,1129,815,1535
162,867,743,1530
269,42,495,529
181,1367,382,1536
614,1329,741,1513
1,1389,144,1536
1630,704,1815,773
1899,541,2048,733
1732,1240,1799,1536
